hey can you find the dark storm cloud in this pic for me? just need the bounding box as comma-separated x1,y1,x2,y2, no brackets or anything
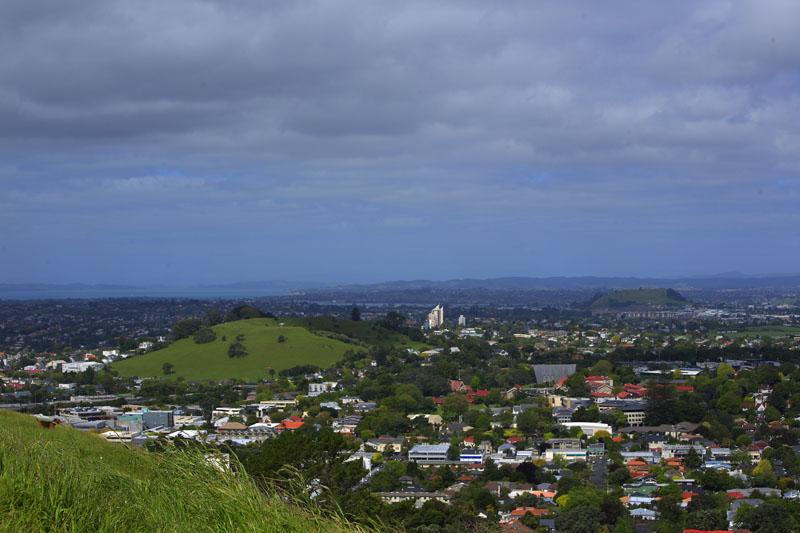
1,0,799,283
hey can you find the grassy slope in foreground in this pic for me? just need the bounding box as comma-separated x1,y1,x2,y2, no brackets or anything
590,288,688,309
112,318,358,380
0,410,364,533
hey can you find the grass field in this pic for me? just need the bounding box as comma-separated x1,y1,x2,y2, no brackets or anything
0,410,365,532
112,318,360,380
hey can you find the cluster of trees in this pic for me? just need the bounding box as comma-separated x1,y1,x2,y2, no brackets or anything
228,334,247,358
170,306,274,343
237,429,501,530
224,305,274,321
279,364,321,378
171,318,203,340
193,327,216,344
242,429,364,498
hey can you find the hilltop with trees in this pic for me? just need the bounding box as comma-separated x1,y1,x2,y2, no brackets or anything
587,288,688,310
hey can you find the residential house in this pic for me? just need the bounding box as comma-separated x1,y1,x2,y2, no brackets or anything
366,436,405,454
217,422,275,442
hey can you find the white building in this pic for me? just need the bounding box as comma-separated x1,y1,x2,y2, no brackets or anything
560,421,612,437
212,407,244,422
308,381,338,397
62,361,104,373
409,444,450,463
544,448,587,463
458,315,466,327
45,360,68,371
427,305,444,329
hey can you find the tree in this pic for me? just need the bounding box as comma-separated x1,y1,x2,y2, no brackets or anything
442,393,469,419
350,306,361,321
685,447,703,470
447,443,460,461
717,363,735,379
768,382,788,413
558,487,624,527
470,376,480,390
171,318,202,339
655,484,684,527
699,469,738,492
717,391,743,414
277,335,287,343
656,494,683,532
337,488,384,523
757,365,781,387
162,362,174,375
752,459,777,488
613,517,635,533
729,448,752,466
228,339,247,358
555,506,605,533
763,406,781,422
645,381,677,425
590,360,613,376
675,393,707,422
565,372,590,396
685,509,726,531
243,429,363,496
193,327,217,344
370,471,399,492
609,467,631,486
225,305,271,321
517,408,542,435
572,405,600,422
202,308,223,327
736,502,797,532
686,493,721,514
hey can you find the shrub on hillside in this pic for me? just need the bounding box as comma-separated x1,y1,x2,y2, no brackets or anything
228,342,247,358
193,327,217,344
171,318,202,339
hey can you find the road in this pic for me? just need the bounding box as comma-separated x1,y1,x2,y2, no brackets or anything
590,456,608,491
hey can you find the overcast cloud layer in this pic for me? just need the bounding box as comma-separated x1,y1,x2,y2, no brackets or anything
1,0,799,284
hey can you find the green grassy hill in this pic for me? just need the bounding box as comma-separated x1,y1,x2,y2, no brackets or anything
0,410,364,532
112,317,425,381
112,318,360,380
589,288,688,310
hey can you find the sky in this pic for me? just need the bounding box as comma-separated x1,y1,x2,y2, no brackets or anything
1,0,799,285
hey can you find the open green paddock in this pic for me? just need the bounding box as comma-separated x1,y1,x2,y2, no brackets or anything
112,318,360,381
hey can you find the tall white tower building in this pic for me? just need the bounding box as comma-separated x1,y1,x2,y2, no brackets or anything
427,305,444,329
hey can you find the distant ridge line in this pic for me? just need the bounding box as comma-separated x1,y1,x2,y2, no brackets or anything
316,273,800,291
3,272,800,296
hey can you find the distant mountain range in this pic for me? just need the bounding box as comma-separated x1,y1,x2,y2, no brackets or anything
0,281,326,299
314,273,800,292
2,273,800,299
